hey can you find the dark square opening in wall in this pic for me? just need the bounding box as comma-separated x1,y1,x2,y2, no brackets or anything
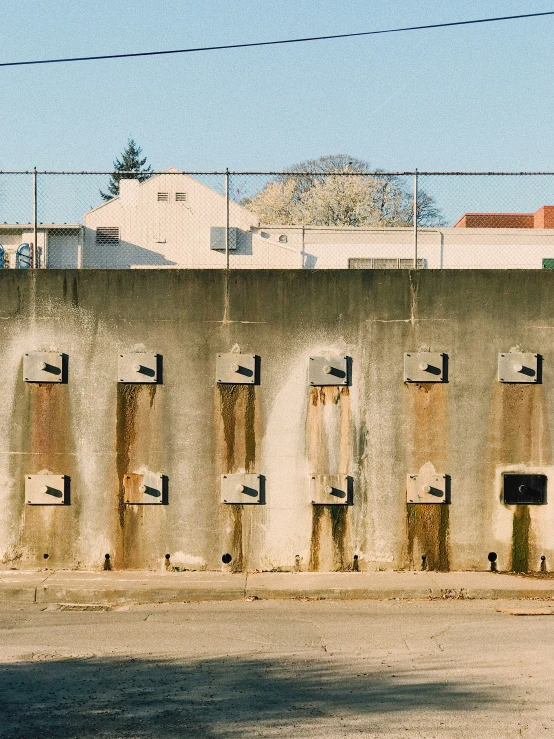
503,473,547,505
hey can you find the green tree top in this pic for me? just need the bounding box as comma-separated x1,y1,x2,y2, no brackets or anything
100,138,153,201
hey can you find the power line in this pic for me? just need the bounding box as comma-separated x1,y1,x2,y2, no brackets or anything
1,10,553,68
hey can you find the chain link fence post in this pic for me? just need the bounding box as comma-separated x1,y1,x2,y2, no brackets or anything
225,168,230,271
413,169,418,269
32,167,38,268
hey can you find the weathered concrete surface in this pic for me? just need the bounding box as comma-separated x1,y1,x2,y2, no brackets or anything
2,269,554,572
3,570,554,604
1,599,554,738
35,570,247,604
245,571,554,601
0,571,50,601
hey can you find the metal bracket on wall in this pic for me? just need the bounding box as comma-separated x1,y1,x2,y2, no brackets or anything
310,474,351,505
118,353,160,383
309,356,349,386
216,353,257,384
404,352,446,383
124,472,166,504
498,352,540,383
221,473,263,504
25,474,68,505
502,473,546,504
407,473,447,503
24,352,64,383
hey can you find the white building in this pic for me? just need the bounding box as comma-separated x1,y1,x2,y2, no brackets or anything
83,169,302,269
3,169,554,269
0,223,81,268
79,172,554,270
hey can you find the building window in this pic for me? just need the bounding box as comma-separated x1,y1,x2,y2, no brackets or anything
348,257,426,269
96,227,120,246
157,192,169,202
175,192,187,202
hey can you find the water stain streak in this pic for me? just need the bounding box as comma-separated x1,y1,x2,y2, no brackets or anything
511,505,531,573
406,504,450,572
116,385,139,529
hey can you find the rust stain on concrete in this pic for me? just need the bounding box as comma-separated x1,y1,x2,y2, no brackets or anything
244,387,256,473
309,506,349,571
12,381,75,567
309,505,324,571
490,385,551,466
488,384,552,572
217,385,260,571
230,505,244,573
28,384,72,462
115,384,166,569
406,383,448,469
511,504,531,573
329,505,348,570
218,385,257,474
404,383,450,570
307,385,352,571
406,504,450,571
116,385,138,530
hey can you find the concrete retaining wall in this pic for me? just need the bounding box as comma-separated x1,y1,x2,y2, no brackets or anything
1,269,553,573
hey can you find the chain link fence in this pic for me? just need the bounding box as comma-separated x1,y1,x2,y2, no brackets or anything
2,171,554,269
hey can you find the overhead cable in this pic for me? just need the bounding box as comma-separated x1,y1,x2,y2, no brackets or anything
1,10,553,68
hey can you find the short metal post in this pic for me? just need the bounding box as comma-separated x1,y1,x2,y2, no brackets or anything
77,226,83,269
33,167,38,268
225,168,230,271
413,169,418,269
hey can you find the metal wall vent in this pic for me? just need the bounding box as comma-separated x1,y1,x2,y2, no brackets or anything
348,257,426,269
96,227,119,245
157,192,169,202
175,192,187,201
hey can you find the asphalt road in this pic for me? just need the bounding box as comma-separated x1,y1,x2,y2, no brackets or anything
1,598,553,738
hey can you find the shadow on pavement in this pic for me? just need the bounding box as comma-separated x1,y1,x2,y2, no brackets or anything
0,654,505,738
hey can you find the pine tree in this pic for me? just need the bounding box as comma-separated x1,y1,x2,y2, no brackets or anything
100,139,153,200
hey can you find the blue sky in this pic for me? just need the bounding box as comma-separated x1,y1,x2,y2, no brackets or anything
2,1,554,172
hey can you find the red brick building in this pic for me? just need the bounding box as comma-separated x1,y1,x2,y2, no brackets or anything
454,205,554,228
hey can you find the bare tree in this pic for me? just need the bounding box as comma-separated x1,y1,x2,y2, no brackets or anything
243,155,443,227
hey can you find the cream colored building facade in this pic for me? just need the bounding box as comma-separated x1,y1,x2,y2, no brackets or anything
3,169,554,269
81,170,554,270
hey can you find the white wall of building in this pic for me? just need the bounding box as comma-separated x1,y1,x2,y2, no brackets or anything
5,170,554,269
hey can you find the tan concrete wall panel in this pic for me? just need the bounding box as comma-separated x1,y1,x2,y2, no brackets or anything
2,269,554,573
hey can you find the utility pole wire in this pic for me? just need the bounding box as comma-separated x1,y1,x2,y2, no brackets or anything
1,10,553,68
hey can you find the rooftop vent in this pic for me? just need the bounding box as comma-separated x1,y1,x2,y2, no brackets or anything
157,192,169,202
175,192,187,202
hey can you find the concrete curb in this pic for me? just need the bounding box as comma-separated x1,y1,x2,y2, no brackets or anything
2,570,554,605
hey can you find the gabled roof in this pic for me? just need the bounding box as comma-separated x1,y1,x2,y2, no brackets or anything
85,167,182,215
